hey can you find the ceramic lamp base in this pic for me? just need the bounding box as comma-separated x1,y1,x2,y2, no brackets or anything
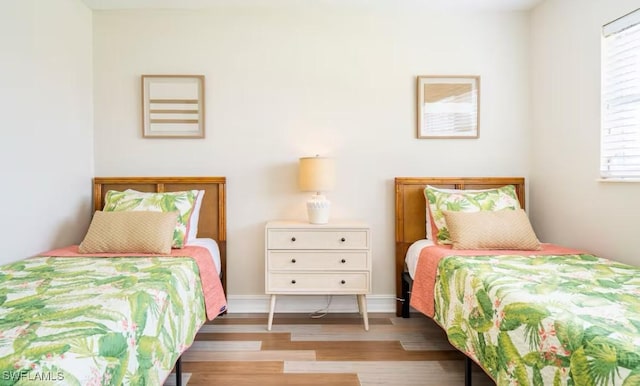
306,194,331,224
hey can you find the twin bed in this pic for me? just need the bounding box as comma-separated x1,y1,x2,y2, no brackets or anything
395,177,640,386
0,177,227,386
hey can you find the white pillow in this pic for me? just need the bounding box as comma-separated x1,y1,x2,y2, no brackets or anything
187,190,205,242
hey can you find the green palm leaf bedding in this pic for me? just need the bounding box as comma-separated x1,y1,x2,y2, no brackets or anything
433,253,640,386
0,256,206,385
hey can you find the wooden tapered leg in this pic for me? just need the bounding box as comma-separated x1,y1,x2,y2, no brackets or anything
357,294,369,331
267,294,277,331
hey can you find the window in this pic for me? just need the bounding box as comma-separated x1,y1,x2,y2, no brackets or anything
601,8,640,180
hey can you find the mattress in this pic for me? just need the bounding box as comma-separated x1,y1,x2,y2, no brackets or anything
404,239,434,278
187,238,222,275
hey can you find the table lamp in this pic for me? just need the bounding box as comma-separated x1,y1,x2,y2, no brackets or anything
299,155,335,224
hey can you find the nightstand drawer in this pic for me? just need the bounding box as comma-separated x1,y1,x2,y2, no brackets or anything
267,229,368,249
267,272,369,293
268,251,369,270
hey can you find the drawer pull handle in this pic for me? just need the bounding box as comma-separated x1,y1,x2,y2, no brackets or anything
340,280,346,284
291,237,296,242
291,258,296,263
340,237,346,242
291,280,296,284
341,259,346,263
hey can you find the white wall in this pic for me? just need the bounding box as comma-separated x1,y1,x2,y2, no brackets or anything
93,5,531,310
0,0,94,264
530,0,640,266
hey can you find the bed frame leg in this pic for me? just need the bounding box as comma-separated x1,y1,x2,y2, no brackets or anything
401,272,412,318
176,356,182,386
465,356,472,386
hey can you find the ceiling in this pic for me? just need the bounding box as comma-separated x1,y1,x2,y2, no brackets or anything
81,0,543,11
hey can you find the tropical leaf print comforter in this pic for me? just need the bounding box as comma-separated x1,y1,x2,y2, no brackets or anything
0,256,207,386
433,253,640,386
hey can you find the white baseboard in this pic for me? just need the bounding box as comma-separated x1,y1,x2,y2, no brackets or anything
226,294,397,313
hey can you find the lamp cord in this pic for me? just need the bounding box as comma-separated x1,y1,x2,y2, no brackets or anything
310,295,332,319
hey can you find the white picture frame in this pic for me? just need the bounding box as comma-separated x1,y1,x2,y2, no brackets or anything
141,75,205,138
417,75,480,139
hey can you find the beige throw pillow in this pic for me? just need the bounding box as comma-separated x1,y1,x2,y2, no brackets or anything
79,211,178,254
443,208,541,250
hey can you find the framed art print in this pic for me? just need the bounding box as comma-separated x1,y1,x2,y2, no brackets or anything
142,75,205,138
417,75,480,139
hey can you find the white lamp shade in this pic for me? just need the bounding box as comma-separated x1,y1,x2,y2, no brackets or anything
298,156,335,192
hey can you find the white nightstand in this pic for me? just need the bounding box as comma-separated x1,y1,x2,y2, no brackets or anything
265,220,371,331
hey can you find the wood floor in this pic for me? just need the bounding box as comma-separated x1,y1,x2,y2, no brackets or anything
166,312,496,386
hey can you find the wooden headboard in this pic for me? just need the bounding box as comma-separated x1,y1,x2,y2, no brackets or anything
93,176,227,292
394,177,525,316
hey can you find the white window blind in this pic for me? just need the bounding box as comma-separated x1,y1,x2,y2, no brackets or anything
601,8,640,180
